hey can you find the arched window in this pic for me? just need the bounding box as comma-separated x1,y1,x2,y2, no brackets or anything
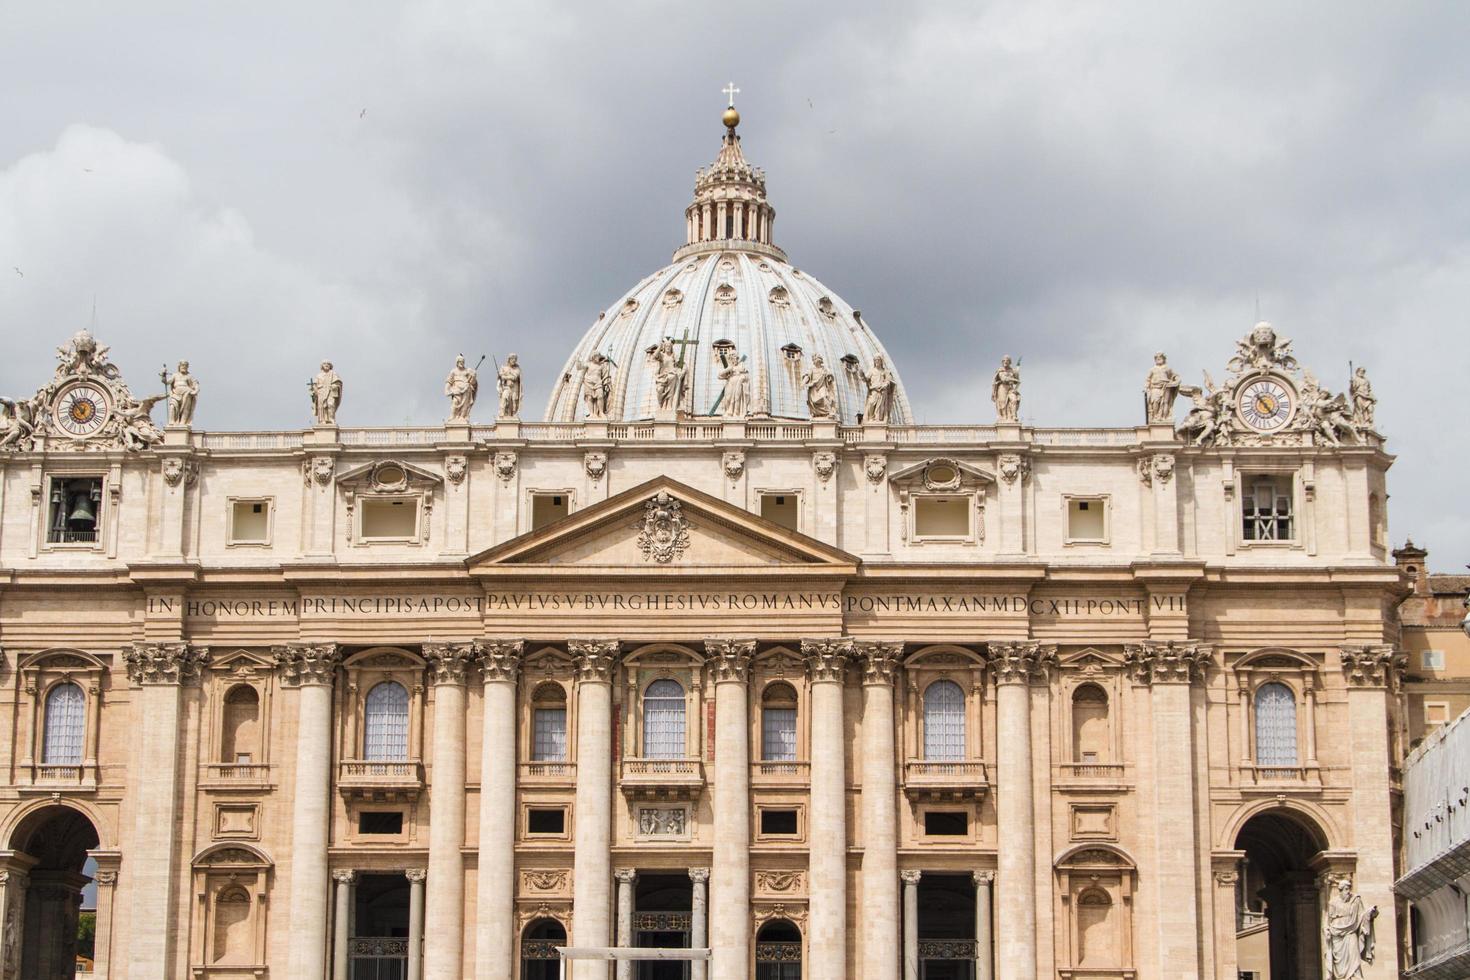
1254,682,1298,767
1076,888,1116,965
221,685,260,764
1071,684,1110,764
922,680,965,761
521,917,566,980
363,682,410,761
756,918,803,980
42,682,85,765
531,683,568,762
642,679,686,759
211,886,252,964
761,683,798,762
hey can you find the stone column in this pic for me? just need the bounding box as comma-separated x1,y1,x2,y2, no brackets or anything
901,869,921,980
987,642,1055,980
275,644,342,980
423,643,476,980
0,865,33,980
1125,641,1212,979
1338,645,1406,979
690,867,710,980
122,642,208,980
615,869,638,980
802,638,853,980
858,642,903,980
570,640,621,980
705,638,755,980
476,640,524,980
90,863,119,980
332,870,355,980
407,868,427,980
973,870,994,980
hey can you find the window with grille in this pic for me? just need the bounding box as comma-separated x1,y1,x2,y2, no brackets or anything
42,683,86,765
1253,682,1298,767
363,682,409,761
533,708,567,761
642,679,686,759
923,680,966,761
1242,476,1294,542
762,708,797,762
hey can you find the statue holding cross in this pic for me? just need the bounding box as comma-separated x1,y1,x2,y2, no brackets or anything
652,337,687,415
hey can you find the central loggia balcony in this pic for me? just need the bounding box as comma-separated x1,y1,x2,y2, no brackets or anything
619,756,705,801
338,759,424,802
902,759,990,802
519,760,577,789
751,759,811,789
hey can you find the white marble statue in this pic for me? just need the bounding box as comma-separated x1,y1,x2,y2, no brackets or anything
1349,366,1376,429
1175,377,1229,447
1144,351,1180,423
1300,375,1362,447
991,356,1021,422
444,355,479,421
863,355,896,423
164,361,199,426
0,396,35,451
582,352,613,419
652,338,685,413
309,361,343,425
497,354,522,419
1324,877,1376,979
801,355,837,420
115,394,166,451
717,353,751,418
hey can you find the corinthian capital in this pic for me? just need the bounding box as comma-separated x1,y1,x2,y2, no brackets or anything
569,640,620,682
801,638,854,682
1123,641,1212,685
987,641,1057,685
272,643,342,686
424,642,478,686
856,641,904,685
478,640,524,683
1338,645,1404,688
122,643,208,685
704,638,755,683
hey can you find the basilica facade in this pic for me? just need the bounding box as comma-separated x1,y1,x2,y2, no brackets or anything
0,106,1406,980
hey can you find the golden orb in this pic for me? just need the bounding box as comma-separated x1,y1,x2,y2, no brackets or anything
722,107,740,129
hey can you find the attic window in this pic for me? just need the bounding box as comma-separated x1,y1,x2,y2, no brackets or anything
1065,497,1108,544
360,498,419,542
913,496,971,539
760,493,799,532
532,493,570,530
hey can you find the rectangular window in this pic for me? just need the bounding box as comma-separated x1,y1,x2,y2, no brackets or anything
759,808,799,836
357,811,404,835
1242,475,1294,542
1065,496,1108,543
532,708,568,762
1421,649,1445,670
531,493,569,530
229,498,272,545
527,807,567,835
761,708,798,761
923,810,968,836
760,493,799,532
360,497,419,540
1426,702,1450,727
46,476,103,545
913,495,971,538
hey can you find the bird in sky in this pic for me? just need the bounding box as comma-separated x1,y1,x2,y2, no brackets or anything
82,168,94,173
359,108,367,118
12,267,22,277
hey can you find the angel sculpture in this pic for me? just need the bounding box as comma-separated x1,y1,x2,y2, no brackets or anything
1298,375,1362,447
1,392,47,452
115,394,166,451
1176,372,1230,447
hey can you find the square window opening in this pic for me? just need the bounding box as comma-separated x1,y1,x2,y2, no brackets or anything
1066,497,1107,542
47,477,103,545
361,498,419,540
527,807,566,835
760,493,799,532
357,811,404,835
532,493,570,530
1242,475,1295,542
230,499,271,544
914,495,970,538
924,810,968,836
759,809,799,836
1421,649,1445,670
1426,703,1450,726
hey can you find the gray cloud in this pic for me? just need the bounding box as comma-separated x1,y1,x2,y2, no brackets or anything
2,1,1467,568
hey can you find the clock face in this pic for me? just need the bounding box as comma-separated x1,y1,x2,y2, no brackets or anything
53,382,112,438
1236,376,1295,432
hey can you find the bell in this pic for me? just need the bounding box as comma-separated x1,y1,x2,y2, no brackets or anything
67,494,97,526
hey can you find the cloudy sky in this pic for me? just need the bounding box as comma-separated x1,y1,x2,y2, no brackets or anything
2,2,1467,569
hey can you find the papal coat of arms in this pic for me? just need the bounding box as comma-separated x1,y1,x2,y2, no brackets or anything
635,491,691,563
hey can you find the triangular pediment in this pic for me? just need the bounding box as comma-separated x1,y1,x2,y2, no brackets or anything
468,477,859,575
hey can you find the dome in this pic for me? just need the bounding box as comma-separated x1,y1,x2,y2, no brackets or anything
544,107,911,425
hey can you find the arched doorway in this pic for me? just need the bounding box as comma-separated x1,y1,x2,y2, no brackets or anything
520,918,565,980
6,804,100,979
755,919,802,979
1233,809,1329,980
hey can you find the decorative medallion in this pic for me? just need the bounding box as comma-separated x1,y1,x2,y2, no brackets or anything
494,451,518,484
584,451,607,483
812,451,836,484
635,491,692,563
864,454,886,485
722,451,745,481
444,455,467,486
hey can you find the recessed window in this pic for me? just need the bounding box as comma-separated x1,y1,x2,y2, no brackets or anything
1421,649,1445,670
47,476,103,545
760,493,799,531
923,810,968,836
1242,475,1294,542
1426,702,1450,727
357,811,403,835
229,499,272,545
759,808,799,836
531,493,569,530
527,807,567,836
1066,497,1108,543
914,495,970,538
360,497,419,540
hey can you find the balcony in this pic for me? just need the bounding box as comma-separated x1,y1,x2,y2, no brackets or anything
902,759,989,802
619,757,705,801
338,759,424,802
200,762,272,790
22,763,97,793
519,760,577,788
1056,762,1130,789
1241,763,1321,791
751,760,810,789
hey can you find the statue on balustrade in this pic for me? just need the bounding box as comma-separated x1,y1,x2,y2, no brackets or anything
802,355,837,420
582,352,614,419
496,354,522,419
309,361,343,425
164,361,199,426
1143,351,1180,423
992,355,1021,422
716,352,751,418
1349,366,1376,429
863,355,896,423
444,354,479,421
652,337,686,413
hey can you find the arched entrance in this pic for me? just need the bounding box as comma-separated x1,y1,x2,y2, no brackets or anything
1233,809,1329,980
520,918,565,980
6,804,100,979
755,919,802,979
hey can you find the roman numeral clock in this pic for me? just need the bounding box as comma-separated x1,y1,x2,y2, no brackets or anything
1234,374,1296,432
53,380,113,438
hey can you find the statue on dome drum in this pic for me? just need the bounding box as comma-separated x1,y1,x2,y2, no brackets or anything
495,354,522,419
1143,351,1180,423
652,337,686,414
801,355,837,420
992,356,1021,422
863,355,896,423
443,354,479,421
1323,876,1377,979
309,361,343,425
1349,366,1376,428
581,352,614,419
163,361,199,426
716,350,751,418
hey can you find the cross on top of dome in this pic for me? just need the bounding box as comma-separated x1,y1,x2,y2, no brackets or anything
681,86,782,261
